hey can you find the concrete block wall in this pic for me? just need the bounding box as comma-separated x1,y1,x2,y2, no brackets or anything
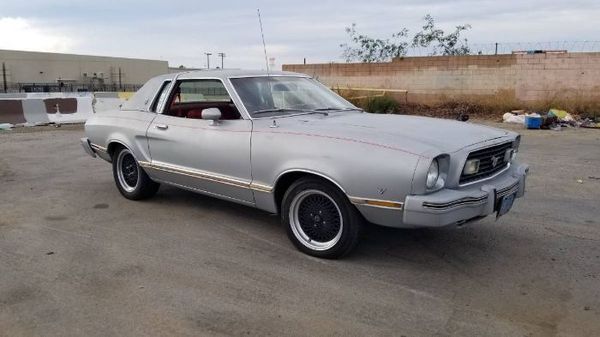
0,92,127,125
283,52,600,105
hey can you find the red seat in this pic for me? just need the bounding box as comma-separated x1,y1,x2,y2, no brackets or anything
184,104,240,120
186,109,204,119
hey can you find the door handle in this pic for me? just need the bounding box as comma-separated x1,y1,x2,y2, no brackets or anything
155,124,168,130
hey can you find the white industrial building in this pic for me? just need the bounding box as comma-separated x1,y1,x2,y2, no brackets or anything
0,49,170,92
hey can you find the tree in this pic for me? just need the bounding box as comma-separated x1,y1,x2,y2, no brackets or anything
340,23,409,63
412,14,471,56
340,15,472,62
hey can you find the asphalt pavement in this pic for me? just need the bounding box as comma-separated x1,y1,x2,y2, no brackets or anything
0,123,599,336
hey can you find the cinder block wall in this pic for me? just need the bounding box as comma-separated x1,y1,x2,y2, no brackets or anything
283,52,600,105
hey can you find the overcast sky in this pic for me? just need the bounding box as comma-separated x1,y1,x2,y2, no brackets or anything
1,0,599,69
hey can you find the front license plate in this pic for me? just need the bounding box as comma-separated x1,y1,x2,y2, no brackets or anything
497,193,516,217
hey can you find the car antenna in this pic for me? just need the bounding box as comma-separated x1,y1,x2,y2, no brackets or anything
257,8,270,76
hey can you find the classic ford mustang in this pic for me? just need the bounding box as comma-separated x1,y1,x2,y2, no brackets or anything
82,70,529,258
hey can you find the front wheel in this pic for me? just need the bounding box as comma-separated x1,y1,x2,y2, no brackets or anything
112,147,159,200
281,178,364,259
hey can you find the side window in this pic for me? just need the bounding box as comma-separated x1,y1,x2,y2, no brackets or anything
151,81,171,112
165,79,241,120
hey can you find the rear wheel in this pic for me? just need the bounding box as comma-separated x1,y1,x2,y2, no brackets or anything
282,178,363,258
112,147,159,200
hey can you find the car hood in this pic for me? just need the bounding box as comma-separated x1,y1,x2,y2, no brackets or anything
272,112,512,157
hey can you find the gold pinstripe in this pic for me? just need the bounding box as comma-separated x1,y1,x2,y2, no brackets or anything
139,161,274,193
138,161,401,208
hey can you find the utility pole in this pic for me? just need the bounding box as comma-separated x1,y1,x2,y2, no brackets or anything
204,52,212,69
2,62,6,93
118,67,122,90
495,42,498,55
217,52,226,69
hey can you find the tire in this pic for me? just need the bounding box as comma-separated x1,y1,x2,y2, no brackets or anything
281,177,364,259
112,146,159,200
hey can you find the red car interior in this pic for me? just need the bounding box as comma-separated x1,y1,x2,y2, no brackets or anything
168,102,241,120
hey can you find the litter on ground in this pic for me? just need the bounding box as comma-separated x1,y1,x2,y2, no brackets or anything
503,108,600,130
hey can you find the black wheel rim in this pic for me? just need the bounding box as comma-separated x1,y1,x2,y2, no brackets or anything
120,153,138,187
297,193,342,243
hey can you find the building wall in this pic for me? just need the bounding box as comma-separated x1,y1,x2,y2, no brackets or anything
283,52,600,104
0,49,169,86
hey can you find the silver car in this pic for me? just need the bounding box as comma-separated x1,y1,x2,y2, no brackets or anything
82,70,529,258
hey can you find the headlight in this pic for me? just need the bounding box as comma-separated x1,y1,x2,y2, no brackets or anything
507,135,520,162
513,135,521,152
504,148,515,162
426,159,439,189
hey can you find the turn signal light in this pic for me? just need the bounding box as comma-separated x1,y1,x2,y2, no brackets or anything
463,159,480,175
364,200,404,209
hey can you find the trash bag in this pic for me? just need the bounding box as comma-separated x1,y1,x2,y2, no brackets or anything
503,112,526,124
548,109,574,122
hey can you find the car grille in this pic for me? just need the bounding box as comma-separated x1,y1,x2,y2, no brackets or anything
460,142,512,184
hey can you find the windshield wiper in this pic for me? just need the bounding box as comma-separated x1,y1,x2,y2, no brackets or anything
252,108,309,115
252,107,360,117
314,107,363,112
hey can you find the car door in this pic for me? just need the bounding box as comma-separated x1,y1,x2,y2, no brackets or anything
145,78,254,205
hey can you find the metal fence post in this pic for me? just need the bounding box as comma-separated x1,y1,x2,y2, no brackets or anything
2,62,6,93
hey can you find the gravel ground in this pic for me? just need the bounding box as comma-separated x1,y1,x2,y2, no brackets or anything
0,122,599,337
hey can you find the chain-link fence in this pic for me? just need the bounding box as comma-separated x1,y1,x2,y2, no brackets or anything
406,41,600,56
1,82,143,93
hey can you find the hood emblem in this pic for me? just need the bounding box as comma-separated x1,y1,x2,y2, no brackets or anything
491,155,500,168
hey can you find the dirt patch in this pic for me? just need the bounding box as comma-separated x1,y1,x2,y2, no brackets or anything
0,286,39,306
395,101,494,120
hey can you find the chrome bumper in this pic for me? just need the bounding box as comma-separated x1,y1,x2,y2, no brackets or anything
355,162,529,228
80,137,96,158
402,163,529,227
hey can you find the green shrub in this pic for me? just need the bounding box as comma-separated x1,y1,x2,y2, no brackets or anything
358,95,400,114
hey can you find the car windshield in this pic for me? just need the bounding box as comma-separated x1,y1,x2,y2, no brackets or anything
230,76,357,117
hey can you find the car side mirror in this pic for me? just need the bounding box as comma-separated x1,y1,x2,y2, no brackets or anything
202,108,222,125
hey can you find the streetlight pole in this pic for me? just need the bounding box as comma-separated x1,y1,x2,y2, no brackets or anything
204,52,212,69
217,52,226,69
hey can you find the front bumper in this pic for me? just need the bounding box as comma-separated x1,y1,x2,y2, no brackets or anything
356,162,529,228
403,162,528,227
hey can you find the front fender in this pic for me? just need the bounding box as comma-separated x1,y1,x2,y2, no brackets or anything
250,122,421,213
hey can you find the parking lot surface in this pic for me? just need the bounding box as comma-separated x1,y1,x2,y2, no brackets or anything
0,123,599,337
